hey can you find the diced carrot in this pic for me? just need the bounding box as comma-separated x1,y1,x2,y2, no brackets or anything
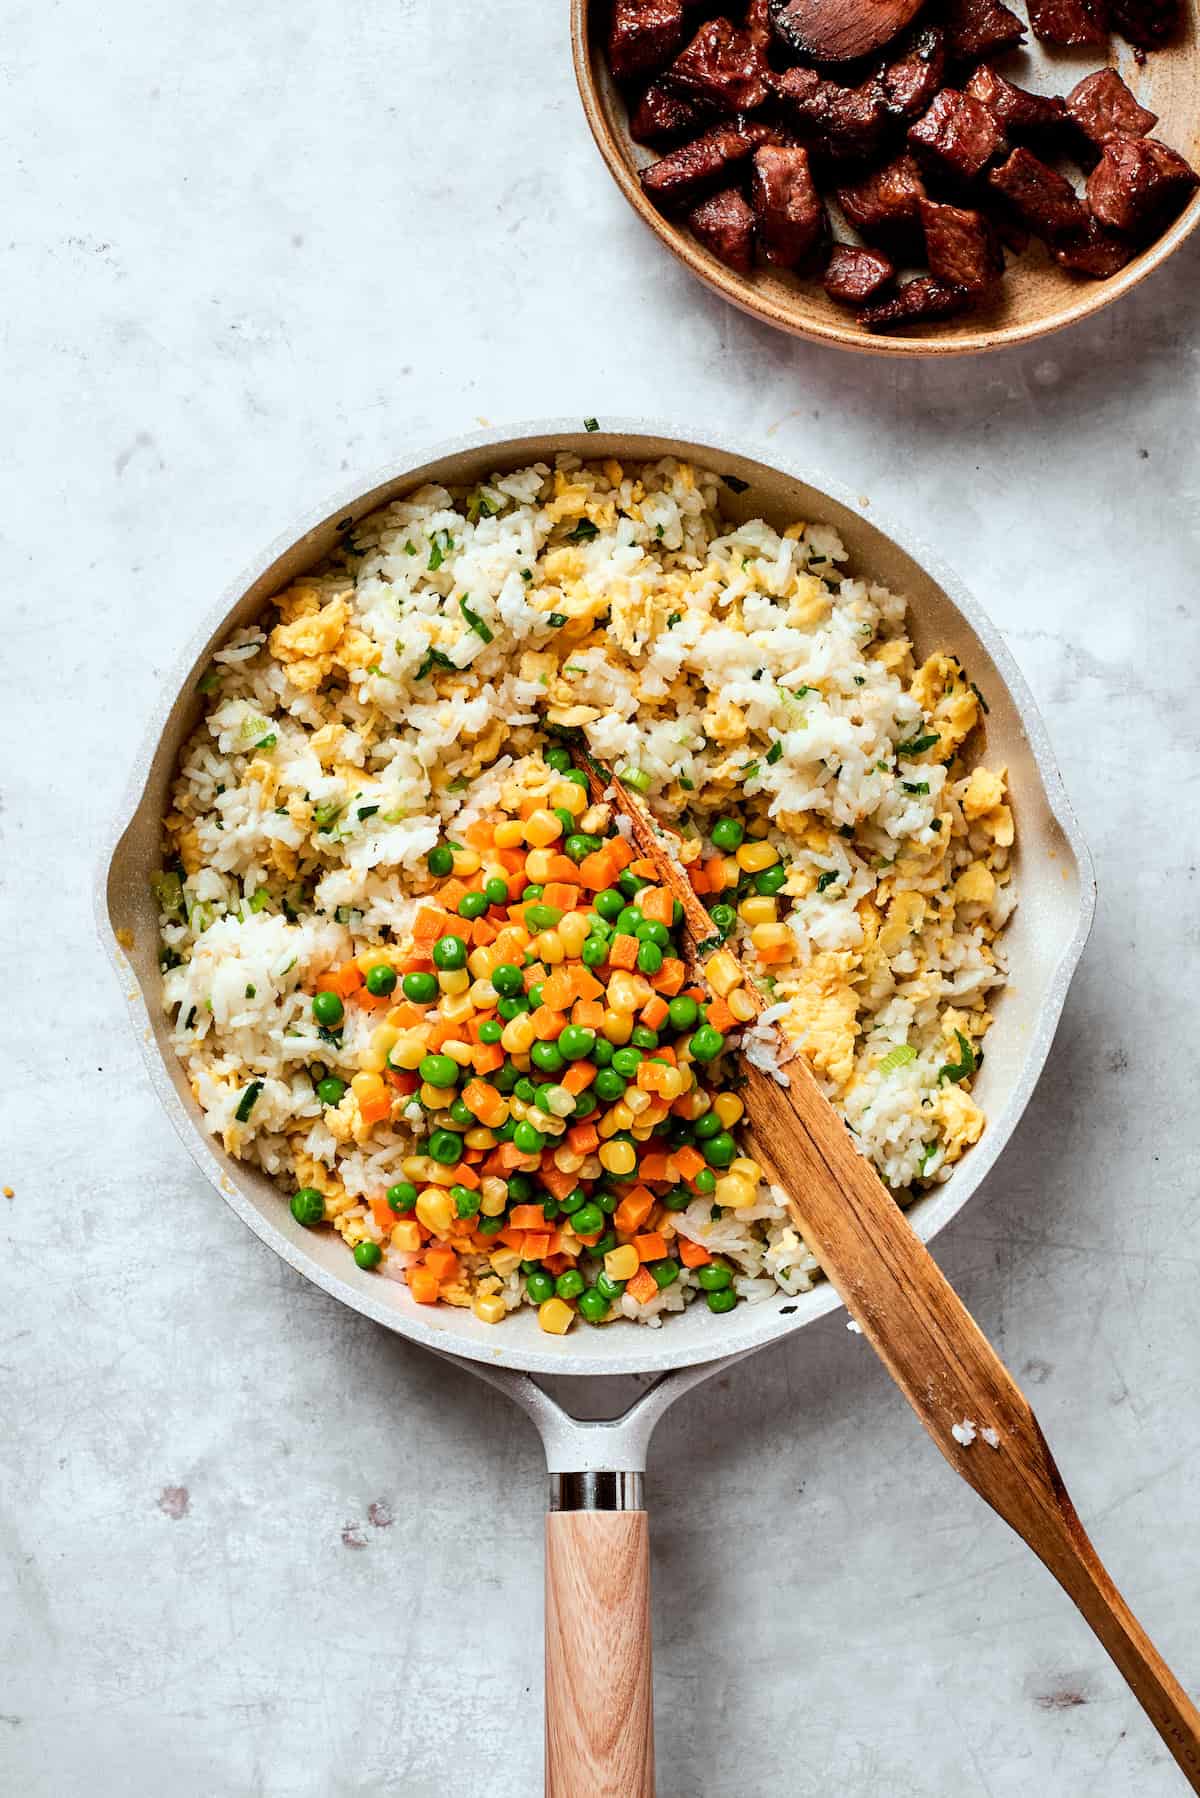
449,1216,476,1238
438,878,467,908
498,1224,526,1250
463,1077,506,1124
448,1161,480,1189
522,961,547,991
548,854,582,883
522,1231,551,1260
684,985,706,1001
689,862,712,894
626,1267,658,1305
608,934,638,970
543,882,580,914
520,796,541,819
573,968,604,1001
472,1042,505,1076
678,1235,711,1268
613,1187,655,1234
653,1044,677,1065
705,997,735,1033
543,1253,569,1276
494,926,528,961
509,1204,546,1231
756,942,792,964
530,1005,566,1041
425,1245,459,1282
353,986,387,1012
675,1145,705,1179
496,851,526,876
387,1068,420,1095
639,1151,670,1183
633,1231,667,1263
567,1120,600,1155
542,968,575,1011
640,995,669,1030
412,905,450,941
539,1166,578,1202
630,857,659,880
574,1231,602,1248
561,1061,596,1095
463,819,494,848
471,917,498,946
572,998,605,1032
607,836,635,870
636,1060,674,1095
578,849,615,891
651,958,686,996
495,1143,528,1170
640,887,674,928
316,961,364,999
369,1194,396,1234
387,1001,425,1028
407,1267,441,1305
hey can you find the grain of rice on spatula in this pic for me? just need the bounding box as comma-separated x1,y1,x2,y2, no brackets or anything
582,749,1200,1791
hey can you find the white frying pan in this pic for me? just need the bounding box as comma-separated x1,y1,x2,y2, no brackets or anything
98,419,1095,1794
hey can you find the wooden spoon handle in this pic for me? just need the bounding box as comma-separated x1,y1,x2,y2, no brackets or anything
545,1510,655,1797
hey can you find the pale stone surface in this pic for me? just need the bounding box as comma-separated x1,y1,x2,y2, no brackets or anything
2,1,1199,1792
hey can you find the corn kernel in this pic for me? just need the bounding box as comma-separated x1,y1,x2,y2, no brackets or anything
713,1093,744,1128
469,978,498,1007
441,1039,474,1066
402,1154,433,1181
524,847,556,883
750,923,792,955
524,808,562,847
465,1126,498,1150
579,1154,602,1181
389,1033,429,1070
602,1007,633,1044
552,779,587,816
718,855,742,890
739,895,777,927
554,1148,584,1174
426,1162,459,1187
730,1156,761,1183
440,993,476,1026
657,1066,685,1101
501,1012,535,1054
351,1071,386,1106
597,1108,623,1140
451,847,481,877
625,1088,652,1116
489,1247,522,1277
605,1244,639,1282
544,1085,576,1119
714,1173,757,1210
675,1088,708,1121
536,929,565,965
467,945,500,980
418,1083,454,1111
736,840,779,873
355,946,394,976
537,1297,575,1335
416,1187,454,1234
706,951,743,998
631,1122,655,1141
390,1220,422,1253
480,1179,508,1216
599,1140,637,1176
558,911,589,957
473,1292,507,1325
363,1024,401,1073
610,1101,635,1132
728,988,758,1022
438,967,470,995
607,971,643,1014
493,819,525,849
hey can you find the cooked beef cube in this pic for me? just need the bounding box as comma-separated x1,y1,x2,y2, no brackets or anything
631,80,713,144
920,198,1004,289
823,244,896,303
1109,0,1181,46
988,146,1086,242
943,0,1026,60
1026,0,1108,46
1087,136,1199,239
837,153,926,246
1052,217,1136,276
609,0,688,82
908,89,1006,186
641,120,776,207
768,0,925,64
688,186,757,270
751,144,830,266
860,275,970,330
875,25,946,122
772,66,890,164
745,0,773,45
665,17,771,113
965,66,1069,146
1067,71,1157,151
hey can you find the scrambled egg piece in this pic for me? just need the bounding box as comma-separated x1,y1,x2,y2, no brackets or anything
878,889,927,957
786,952,860,1091
934,1083,985,1163
872,635,914,680
269,594,350,693
291,1146,355,1217
165,814,203,876
910,653,979,758
954,861,997,907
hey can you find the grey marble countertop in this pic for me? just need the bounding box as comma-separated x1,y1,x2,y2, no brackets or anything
3,2,1199,1793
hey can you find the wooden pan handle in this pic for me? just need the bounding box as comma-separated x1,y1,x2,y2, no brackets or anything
545,1509,655,1797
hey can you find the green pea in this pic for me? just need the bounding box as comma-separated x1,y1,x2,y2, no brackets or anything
449,1098,474,1127
630,1025,658,1050
591,1038,614,1068
447,1185,478,1219
492,1062,519,1092
492,962,525,997
316,1076,347,1107
478,1214,504,1236
636,940,663,976
595,1271,625,1301
545,746,572,773
531,1040,565,1075
711,816,744,851
312,990,344,1028
594,1187,618,1214
557,1187,586,1214
558,1024,596,1061
611,1046,642,1078
615,906,642,935
354,1240,382,1270
651,1260,679,1289
513,1079,536,1106
526,903,563,931
553,807,575,838
693,1167,717,1194
618,870,649,899
528,982,545,1009
697,1262,732,1291
534,1082,559,1111
578,1287,610,1324
555,1269,585,1300
428,845,454,877
563,768,589,789
594,888,625,921
661,1184,692,1212
667,995,699,1031
457,890,488,920
506,1173,535,1201
704,1132,736,1169
572,1091,597,1118
432,934,466,971
542,1197,560,1220
386,1182,418,1214
521,884,544,903
512,1120,544,1154
571,1201,604,1236
581,937,607,969
594,1068,626,1102
589,1230,617,1259
706,1288,738,1313
291,1187,325,1226
526,1270,555,1303
689,1025,725,1063
710,903,736,937
364,963,397,997
403,970,438,1004
418,1053,457,1088
565,833,600,862
637,919,670,947
693,1110,722,1140
755,864,787,896
497,995,528,1020
484,875,510,906
428,1128,464,1164
478,1018,503,1044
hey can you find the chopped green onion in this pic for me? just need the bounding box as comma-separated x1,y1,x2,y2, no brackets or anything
902,781,930,795
403,540,417,555
938,1030,976,1086
357,804,379,821
584,417,599,432
313,802,342,831
546,612,567,628
196,668,221,694
520,568,533,582
248,888,271,913
235,1080,263,1123
253,733,277,750
896,732,939,757
459,596,494,643
816,870,839,894
427,529,453,571
879,1044,917,1074
567,519,599,543
766,740,783,765
971,682,990,715
742,761,760,782
919,1140,940,1172
619,766,652,795
415,647,457,679
152,871,185,918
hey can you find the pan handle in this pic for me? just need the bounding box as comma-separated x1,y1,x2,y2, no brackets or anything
545,1473,655,1797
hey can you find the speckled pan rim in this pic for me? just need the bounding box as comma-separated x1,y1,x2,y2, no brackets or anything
97,416,1096,1378
570,0,1200,358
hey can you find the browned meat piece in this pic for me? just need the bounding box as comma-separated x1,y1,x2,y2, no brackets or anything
988,146,1086,242
768,0,925,64
772,66,890,164
630,81,713,145
908,89,1005,186
920,198,1004,289
1087,136,1199,239
943,0,1026,60
837,154,926,247
965,66,1069,146
688,186,757,271
609,0,687,82
1110,0,1181,46
1067,71,1157,151
745,0,773,45
860,276,970,330
823,244,895,303
875,25,946,121
665,17,771,113
1052,218,1136,277
640,120,776,207
751,144,830,266
1026,0,1108,46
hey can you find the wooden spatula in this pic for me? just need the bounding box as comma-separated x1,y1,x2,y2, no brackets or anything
584,756,1200,1789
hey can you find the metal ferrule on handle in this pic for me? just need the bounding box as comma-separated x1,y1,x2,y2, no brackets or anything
549,1471,645,1512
